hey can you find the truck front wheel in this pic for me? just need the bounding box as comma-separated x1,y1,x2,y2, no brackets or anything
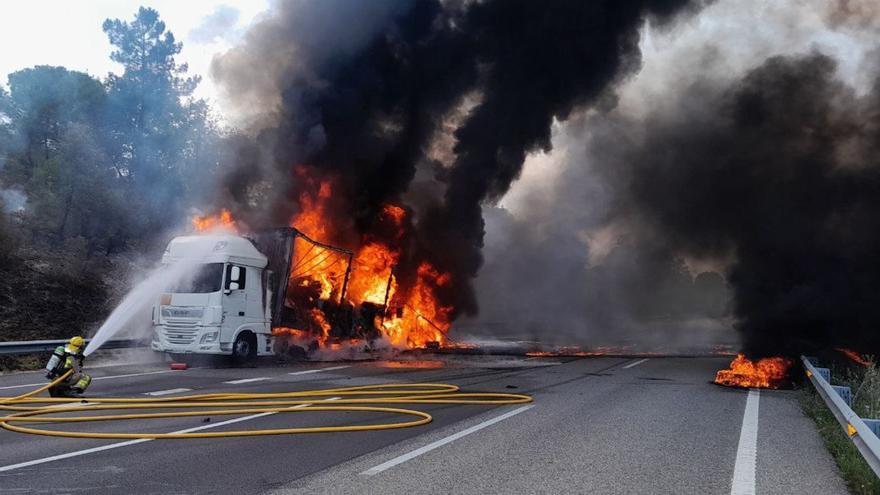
232,332,257,365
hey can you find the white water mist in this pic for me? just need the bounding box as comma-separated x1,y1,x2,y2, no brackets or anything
84,259,202,356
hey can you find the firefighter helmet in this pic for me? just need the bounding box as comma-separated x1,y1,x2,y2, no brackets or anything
68,336,84,351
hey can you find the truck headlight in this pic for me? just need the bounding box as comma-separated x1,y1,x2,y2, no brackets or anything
200,331,219,344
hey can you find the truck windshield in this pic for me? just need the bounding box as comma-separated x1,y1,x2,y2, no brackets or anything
171,263,224,293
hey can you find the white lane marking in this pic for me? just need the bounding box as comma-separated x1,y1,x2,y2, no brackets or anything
38,401,95,410
143,388,191,396
730,389,760,495
288,365,350,376
361,404,535,476
224,377,271,385
0,397,341,473
0,370,177,391
622,358,650,369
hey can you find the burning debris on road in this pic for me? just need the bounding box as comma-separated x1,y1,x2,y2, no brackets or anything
714,354,792,389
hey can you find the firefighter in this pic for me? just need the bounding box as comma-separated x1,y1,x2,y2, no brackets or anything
45,336,92,397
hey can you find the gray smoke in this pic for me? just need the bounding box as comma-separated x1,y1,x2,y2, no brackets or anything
466,0,880,356
206,0,880,355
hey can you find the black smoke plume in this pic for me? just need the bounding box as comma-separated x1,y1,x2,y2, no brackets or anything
212,0,703,319
594,52,880,356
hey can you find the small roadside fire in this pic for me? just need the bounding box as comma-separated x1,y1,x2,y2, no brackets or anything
714,354,792,389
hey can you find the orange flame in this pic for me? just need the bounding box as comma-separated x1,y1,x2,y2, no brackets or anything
714,354,792,389
380,262,453,348
348,242,399,304
286,168,451,349
525,350,604,357
383,204,406,225
192,209,237,232
291,166,334,242
272,308,332,347
836,348,873,367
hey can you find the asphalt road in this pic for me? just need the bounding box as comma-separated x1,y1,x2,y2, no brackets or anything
0,354,849,494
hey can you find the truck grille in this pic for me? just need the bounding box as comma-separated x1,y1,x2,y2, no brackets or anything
162,320,199,345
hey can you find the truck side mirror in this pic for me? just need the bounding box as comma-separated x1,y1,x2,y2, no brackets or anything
230,266,241,282
229,282,240,291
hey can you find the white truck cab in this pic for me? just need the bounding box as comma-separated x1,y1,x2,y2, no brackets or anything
150,235,274,361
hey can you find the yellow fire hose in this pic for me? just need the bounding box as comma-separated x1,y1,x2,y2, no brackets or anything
0,369,533,439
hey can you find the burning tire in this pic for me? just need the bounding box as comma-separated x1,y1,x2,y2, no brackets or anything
232,332,257,365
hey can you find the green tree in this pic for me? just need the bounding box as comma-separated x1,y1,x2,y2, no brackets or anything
2,66,105,169
0,67,113,245
0,207,17,264
102,7,213,231
0,8,223,257
0,87,13,154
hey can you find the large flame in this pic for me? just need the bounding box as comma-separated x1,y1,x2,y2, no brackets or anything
348,242,399,305
286,170,451,349
714,353,792,389
190,170,453,350
380,262,453,348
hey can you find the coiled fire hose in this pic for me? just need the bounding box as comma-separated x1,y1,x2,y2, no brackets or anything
0,369,533,439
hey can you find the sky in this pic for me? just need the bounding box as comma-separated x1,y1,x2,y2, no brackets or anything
0,0,270,114
2,1,875,128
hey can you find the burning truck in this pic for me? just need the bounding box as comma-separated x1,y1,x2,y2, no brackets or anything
151,207,451,362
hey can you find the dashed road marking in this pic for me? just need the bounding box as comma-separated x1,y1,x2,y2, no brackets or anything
224,377,271,385
0,370,177,391
0,397,341,473
361,404,535,476
730,389,760,495
288,365,350,376
622,358,650,369
143,388,191,396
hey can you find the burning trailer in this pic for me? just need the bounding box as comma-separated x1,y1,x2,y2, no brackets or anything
151,226,446,362
251,227,397,353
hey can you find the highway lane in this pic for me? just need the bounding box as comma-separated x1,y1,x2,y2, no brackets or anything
0,356,848,494
0,355,565,493
271,357,848,495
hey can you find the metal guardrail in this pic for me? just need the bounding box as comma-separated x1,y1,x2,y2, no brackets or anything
802,355,880,477
0,338,143,356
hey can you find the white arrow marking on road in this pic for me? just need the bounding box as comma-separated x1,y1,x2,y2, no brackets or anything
730,389,760,495
361,404,535,476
